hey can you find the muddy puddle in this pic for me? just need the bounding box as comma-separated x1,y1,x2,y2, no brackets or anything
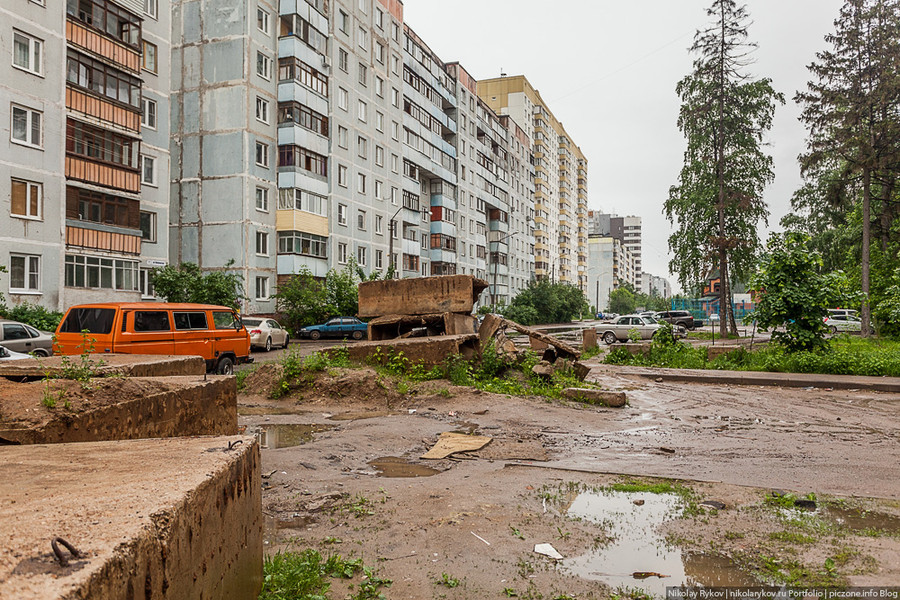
561,490,756,595
263,514,315,545
253,424,334,449
239,405,308,416
328,410,395,421
822,506,900,534
368,456,440,478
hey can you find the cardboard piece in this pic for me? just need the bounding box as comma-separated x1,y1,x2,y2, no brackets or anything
421,431,492,459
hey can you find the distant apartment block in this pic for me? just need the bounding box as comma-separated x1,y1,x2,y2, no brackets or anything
588,211,643,291
1,0,170,311
587,235,637,312
641,273,671,299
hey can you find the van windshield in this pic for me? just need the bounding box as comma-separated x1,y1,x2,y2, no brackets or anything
59,308,116,334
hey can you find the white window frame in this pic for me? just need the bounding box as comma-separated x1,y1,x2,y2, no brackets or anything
375,214,383,235
337,242,348,264
375,7,384,29
357,172,366,194
375,75,384,97
358,26,368,50
339,10,349,34
339,48,348,72
375,146,384,167
337,203,347,226
9,254,40,293
255,276,270,301
374,179,383,201
375,111,384,132
255,186,269,212
256,230,269,256
338,87,348,111
257,7,270,33
255,141,269,167
141,97,157,130
255,96,269,124
338,165,348,188
141,154,157,186
357,245,367,267
11,104,41,148
357,135,367,159
357,210,366,231
10,178,42,220
12,30,42,76
358,62,367,86
140,210,157,243
358,99,367,123
338,126,348,148
142,40,158,73
144,0,158,18
256,51,272,80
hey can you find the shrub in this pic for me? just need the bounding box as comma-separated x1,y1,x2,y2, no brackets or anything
2,302,63,331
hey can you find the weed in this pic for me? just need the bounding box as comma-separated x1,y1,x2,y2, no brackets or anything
724,531,746,540
259,549,390,600
396,380,410,395
769,531,816,544
516,559,535,579
235,366,255,391
322,536,343,545
509,526,525,540
436,572,460,588
556,526,571,540
503,588,519,597
273,348,350,398
436,387,452,398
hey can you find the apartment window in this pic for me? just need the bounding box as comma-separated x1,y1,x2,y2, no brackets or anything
358,0,367,13
375,249,383,269
338,48,348,72
67,0,141,48
391,54,400,75
141,98,157,129
67,50,141,108
255,186,269,211
375,146,384,167
339,10,348,34
337,242,347,264
255,276,269,300
338,87,348,111
357,172,366,194
390,186,398,205
357,136,367,159
11,105,41,148
256,51,272,80
278,56,328,96
375,7,384,29
374,76,384,98
10,179,41,220
358,63,367,86
338,126,348,148
256,231,269,256
139,211,156,242
338,165,348,187
257,7,270,33
358,26,368,49
391,87,399,108
278,230,328,258
375,111,384,132
278,145,328,176
376,42,385,65
358,99,367,122
278,101,328,135
357,246,367,266
357,210,366,230
255,96,269,123
13,31,42,75
391,121,399,141
144,0,158,18
337,203,347,225
10,254,40,292
141,155,157,186
375,214,383,235
64,255,138,290
142,40,157,73
391,154,399,173
392,22,400,42
255,141,269,167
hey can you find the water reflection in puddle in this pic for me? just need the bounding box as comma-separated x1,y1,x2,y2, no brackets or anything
239,405,308,416
368,456,440,478
253,424,333,449
562,491,756,596
823,506,900,534
329,410,394,421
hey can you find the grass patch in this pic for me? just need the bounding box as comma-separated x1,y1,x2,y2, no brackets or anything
235,366,256,392
259,549,391,600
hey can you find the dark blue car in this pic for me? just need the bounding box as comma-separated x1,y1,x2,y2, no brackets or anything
299,317,368,340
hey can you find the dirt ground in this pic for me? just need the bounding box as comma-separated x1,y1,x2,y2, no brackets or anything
240,348,900,599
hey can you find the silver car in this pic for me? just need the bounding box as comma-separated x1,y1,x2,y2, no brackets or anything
0,319,53,356
243,318,290,351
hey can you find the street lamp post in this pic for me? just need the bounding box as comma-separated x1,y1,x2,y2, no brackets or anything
387,206,403,279
491,231,517,310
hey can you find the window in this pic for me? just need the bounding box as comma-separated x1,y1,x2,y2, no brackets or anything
358,99,367,122
376,42,385,65
392,22,400,42
376,8,384,29
376,250,383,269
64,255,138,290
278,145,327,176
278,56,328,96
338,87,348,110
11,105,41,148
66,0,141,48
391,87,399,107
338,10,348,34
278,188,327,215
66,119,139,168
391,154,399,173
358,0,367,13
139,268,155,298
375,111,384,132
278,101,328,135
142,40,157,73
255,187,269,211
357,135,367,159
255,141,269,167
256,230,269,255
256,51,272,79
337,126,348,148
141,97,157,129
339,48,348,72
375,76,384,97
9,254,40,292
338,165,348,187
144,0,158,18
357,172,366,194
357,210,366,230
358,63,367,86
174,311,208,330
257,7,270,33
139,211,156,242
13,31,42,75
375,146,384,166
141,155,156,186
374,179,383,200
357,246,367,266
358,26,368,49
337,203,347,225
390,186,398,205
391,121,399,141
67,50,141,108
10,179,41,220
256,96,269,123
375,215,383,235
391,54,400,75
278,230,328,258
337,242,347,264
255,276,269,300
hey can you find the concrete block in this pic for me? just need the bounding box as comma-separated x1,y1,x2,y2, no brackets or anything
623,343,652,356
358,275,488,318
0,376,236,445
706,345,743,361
331,334,479,367
582,328,598,350
561,387,627,408
0,436,262,599
0,355,205,381
445,313,477,336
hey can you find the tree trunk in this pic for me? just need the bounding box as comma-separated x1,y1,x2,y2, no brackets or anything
862,166,872,337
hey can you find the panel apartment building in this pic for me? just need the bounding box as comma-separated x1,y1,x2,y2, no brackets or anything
2,0,170,311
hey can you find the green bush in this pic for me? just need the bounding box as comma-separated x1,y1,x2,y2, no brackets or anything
2,302,63,331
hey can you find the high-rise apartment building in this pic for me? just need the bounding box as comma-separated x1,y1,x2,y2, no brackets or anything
588,211,643,290
587,235,637,311
2,0,169,311
477,75,588,292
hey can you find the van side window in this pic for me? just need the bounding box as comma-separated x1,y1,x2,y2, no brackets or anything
60,308,116,334
134,311,171,332
174,312,208,330
213,311,239,329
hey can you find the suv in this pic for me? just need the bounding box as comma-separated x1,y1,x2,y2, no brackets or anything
654,310,696,330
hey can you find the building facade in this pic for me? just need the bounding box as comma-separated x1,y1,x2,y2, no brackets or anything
2,0,170,311
587,235,637,312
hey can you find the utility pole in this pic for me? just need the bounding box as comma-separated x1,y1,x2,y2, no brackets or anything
491,231,516,310
387,206,402,279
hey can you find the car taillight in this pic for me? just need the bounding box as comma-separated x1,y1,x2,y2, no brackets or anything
249,329,261,334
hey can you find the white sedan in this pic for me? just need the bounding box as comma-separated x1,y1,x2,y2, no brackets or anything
0,345,30,360
824,315,861,334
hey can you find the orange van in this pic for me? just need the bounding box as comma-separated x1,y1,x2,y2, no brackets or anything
55,303,253,374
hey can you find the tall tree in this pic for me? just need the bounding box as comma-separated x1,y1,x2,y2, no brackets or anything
795,0,900,336
665,0,784,336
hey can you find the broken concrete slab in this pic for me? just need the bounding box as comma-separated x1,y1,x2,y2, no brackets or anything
477,313,504,347
561,387,627,408
0,436,261,599
502,320,581,359
532,361,555,379
0,354,206,381
573,361,591,381
368,313,478,341
329,334,480,368
0,376,236,445
421,432,492,459
582,328,598,350
444,312,478,336
706,345,744,361
358,275,488,318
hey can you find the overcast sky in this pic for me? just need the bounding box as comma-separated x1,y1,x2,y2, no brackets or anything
403,0,845,291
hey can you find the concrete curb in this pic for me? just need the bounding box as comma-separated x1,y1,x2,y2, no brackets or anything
599,365,900,393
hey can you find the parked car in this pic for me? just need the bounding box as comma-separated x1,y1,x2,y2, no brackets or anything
299,317,368,340
824,315,862,334
0,345,30,360
654,310,695,330
709,313,720,323
828,308,858,319
0,319,54,356
243,318,290,351
596,314,686,345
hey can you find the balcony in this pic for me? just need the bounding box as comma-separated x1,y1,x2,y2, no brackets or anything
66,223,141,255
66,156,140,193
66,20,140,75
66,87,141,133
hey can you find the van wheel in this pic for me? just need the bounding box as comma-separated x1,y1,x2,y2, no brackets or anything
216,357,234,375
352,330,364,340
265,337,272,352
603,332,618,345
